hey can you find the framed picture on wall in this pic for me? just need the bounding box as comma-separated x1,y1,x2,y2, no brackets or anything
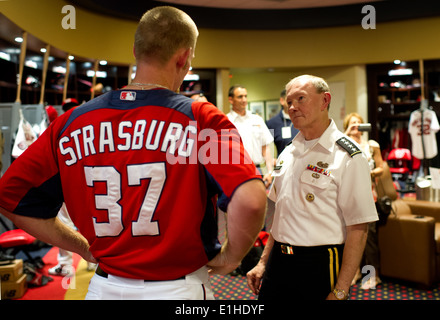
265,100,280,121
249,101,265,119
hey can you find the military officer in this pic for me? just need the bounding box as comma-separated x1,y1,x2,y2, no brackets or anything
247,75,378,300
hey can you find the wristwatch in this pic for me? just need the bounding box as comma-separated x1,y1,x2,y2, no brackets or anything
333,288,348,300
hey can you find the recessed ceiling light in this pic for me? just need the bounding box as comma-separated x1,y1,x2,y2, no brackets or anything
388,68,413,76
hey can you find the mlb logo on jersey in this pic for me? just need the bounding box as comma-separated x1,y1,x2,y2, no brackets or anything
120,91,136,101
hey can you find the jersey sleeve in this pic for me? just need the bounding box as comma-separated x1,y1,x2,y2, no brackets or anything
408,111,417,135
430,110,440,133
0,117,65,218
191,102,261,203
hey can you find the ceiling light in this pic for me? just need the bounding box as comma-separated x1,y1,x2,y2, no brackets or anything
40,48,47,53
14,37,23,43
25,60,38,69
99,60,107,66
53,66,66,74
393,60,401,65
69,55,74,60
184,73,200,81
87,70,107,78
388,68,413,76
0,52,11,61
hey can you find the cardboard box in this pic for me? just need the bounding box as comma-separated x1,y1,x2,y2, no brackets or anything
0,259,23,282
1,273,27,299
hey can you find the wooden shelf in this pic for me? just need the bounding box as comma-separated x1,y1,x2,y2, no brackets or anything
378,87,421,92
367,59,440,168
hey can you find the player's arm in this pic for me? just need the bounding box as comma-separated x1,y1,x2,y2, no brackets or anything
0,207,96,264
207,179,266,275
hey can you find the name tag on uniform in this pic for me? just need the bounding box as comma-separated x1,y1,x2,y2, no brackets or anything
281,126,291,139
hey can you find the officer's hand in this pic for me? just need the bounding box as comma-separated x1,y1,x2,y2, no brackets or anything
246,263,265,295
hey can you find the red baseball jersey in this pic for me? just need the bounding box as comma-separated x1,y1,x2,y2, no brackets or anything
0,89,260,280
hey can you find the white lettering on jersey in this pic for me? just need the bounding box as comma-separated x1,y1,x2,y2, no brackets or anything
59,120,197,166
118,121,132,151
59,136,77,166
132,120,146,150
100,122,115,153
178,124,197,157
161,123,183,154
146,120,165,150
83,125,96,157
70,129,83,161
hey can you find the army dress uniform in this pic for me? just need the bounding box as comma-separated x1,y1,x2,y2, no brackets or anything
259,120,378,300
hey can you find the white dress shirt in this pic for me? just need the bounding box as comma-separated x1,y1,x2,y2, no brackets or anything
227,110,274,165
269,120,378,246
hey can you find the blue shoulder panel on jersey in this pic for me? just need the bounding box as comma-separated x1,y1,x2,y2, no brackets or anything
201,168,223,260
14,173,64,219
60,89,195,136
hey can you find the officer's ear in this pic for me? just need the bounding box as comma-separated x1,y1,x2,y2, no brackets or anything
322,92,331,111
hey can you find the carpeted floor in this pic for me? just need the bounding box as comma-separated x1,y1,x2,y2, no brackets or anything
12,246,440,300
349,279,440,300
8,205,440,301
212,274,440,301
211,274,257,300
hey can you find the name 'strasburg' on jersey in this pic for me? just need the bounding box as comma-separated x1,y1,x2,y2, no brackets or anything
59,119,259,166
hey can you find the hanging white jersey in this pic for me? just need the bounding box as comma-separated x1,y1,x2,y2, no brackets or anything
408,109,440,159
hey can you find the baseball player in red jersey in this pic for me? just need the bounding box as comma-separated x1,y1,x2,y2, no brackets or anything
0,6,266,299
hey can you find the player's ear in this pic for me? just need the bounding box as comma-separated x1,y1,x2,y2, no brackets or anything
176,47,191,69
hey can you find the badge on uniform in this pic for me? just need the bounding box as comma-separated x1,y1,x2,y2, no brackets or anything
306,163,331,177
281,244,294,255
317,161,328,168
336,137,361,157
274,160,284,172
120,91,136,101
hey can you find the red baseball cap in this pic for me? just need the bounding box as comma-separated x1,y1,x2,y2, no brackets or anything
45,105,58,123
62,98,79,112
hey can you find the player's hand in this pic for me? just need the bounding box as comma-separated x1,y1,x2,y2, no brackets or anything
246,262,265,295
207,241,242,275
262,173,272,188
80,248,98,264
207,250,240,276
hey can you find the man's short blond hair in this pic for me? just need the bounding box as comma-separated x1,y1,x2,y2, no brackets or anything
134,6,198,65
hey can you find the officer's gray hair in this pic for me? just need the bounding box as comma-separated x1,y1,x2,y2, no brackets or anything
286,75,331,109
286,75,330,94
